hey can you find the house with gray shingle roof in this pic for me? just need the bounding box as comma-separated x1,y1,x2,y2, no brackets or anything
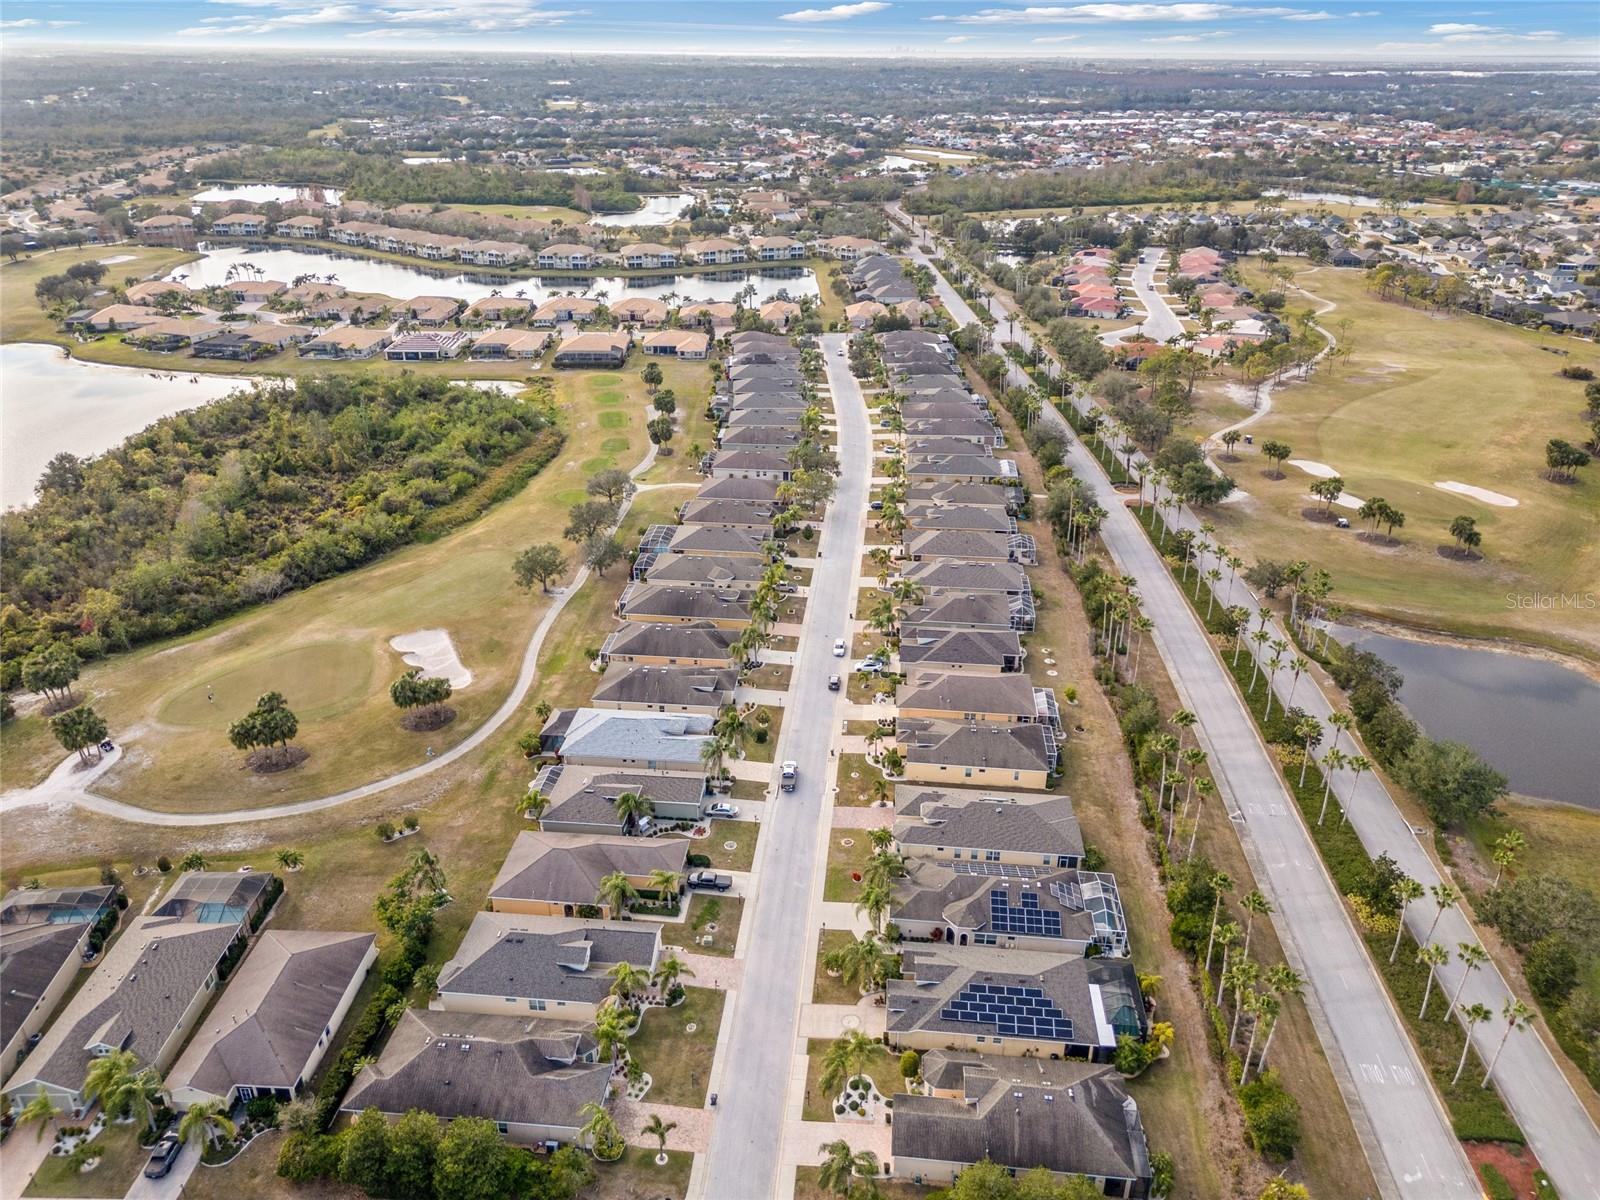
617,584,753,628
0,886,115,1083
899,560,1029,596
891,1052,1152,1196
437,913,661,1020
590,665,736,715
4,917,241,1111
897,719,1056,790
891,859,1127,957
894,787,1083,869
896,628,1026,676
599,621,741,668
489,831,688,919
886,943,1145,1064
341,1009,609,1146
166,930,376,1108
541,709,714,773
642,554,768,592
901,593,1034,634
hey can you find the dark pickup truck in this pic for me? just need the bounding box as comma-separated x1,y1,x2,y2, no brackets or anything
687,871,733,892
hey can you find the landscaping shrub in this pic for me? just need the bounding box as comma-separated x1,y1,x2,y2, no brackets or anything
1238,1072,1302,1161
314,983,403,1127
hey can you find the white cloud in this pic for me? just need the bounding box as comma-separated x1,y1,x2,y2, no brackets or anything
1031,32,1082,40
933,4,1292,24
944,33,978,41
180,3,364,35
780,1,890,21
1282,10,1336,19
0,17,81,27
1428,22,1495,33
1145,29,1230,40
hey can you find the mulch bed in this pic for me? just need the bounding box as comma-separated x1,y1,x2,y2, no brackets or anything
1464,1140,1548,1199
1356,531,1402,548
402,706,457,733
1300,507,1339,523
1435,545,1483,562
246,746,310,774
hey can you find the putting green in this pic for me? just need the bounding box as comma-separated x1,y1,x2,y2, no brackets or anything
158,640,375,730
554,488,590,506
581,455,617,473
598,410,629,429
593,390,624,406
600,437,630,452
588,374,622,387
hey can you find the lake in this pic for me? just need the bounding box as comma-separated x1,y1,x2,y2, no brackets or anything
590,193,694,227
1327,622,1600,808
192,183,344,207
0,343,248,509
166,244,819,306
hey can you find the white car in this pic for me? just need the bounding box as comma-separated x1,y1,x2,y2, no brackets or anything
855,658,884,674
705,802,739,818
832,638,847,656
836,347,845,356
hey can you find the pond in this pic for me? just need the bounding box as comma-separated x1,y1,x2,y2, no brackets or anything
1326,622,1600,809
590,193,694,227
166,244,819,307
0,343,248,509
192,183,344,207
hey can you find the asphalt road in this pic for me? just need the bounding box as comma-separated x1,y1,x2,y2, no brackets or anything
890,217,1477,1198
1120,247,1186,343
696,333,870,1199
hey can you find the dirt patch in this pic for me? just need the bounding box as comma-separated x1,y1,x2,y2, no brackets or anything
1356,532,1403,549
1465,1140,1549,1199
401,706,458,733
1435,546,1484,563
1259,468,1288,481
245,746,310,774
1300,507,1338,523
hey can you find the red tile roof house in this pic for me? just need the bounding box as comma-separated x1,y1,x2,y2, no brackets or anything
1070,296,1125,319
642,329,710,359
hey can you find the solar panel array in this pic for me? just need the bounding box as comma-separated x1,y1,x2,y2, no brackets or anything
989,888,1063,938
950,861,1045,879
940,982,1073,1041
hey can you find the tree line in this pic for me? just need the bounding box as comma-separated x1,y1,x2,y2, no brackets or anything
0,374,560,687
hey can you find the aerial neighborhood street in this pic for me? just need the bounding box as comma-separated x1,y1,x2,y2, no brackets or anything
4,28,1600,1200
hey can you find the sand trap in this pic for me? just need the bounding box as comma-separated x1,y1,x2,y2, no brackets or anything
98,254,136,265
1289,459,1341,479
389,630,473,689
1331,494,1364,510
1435,481,1519,508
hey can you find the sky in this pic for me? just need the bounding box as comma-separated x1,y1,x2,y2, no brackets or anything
0,0,1595,59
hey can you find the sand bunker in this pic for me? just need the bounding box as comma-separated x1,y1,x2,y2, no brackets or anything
1289,459,1341,479
1435,481,1518,508
389,630,473,689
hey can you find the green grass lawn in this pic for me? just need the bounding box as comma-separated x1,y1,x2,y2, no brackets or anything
23,1119,147,1199
813,929,865,1005
0,368,663,807
835,755,889,808
1197,260,1600,656
661,894,743,960
629,986,725,1107
823,831,876,903
1,245,198,346
799,1036,908,1122
442,201,588,224
583,1148,693,1200
741,707,783,764
701,820,759,873
794,1167,929,1200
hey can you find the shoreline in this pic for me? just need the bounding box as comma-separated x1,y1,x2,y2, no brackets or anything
1323,607,1600,687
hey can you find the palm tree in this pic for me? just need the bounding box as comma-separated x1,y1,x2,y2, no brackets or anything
1239,990,1276,1084
1294,717,1323,786
607,960,652,1005
1417,944,1452,1019
1423,883,1458,946
868,827,894,851
642,1113,678,1162
177,1100,237,1151
1170,708,1197,748
1283,656,1311,708
579,1102,623,1160
855,882,891,935
1213,922,1241,1004
1188,778,1215,857
861,848,904,893
1390,877,1425,962
822,1030,880,1095
817,1139,880,1196
82,1049,137,1118
1326,710,1353,756
517,789,551,822
274,848,304,872
597,870,639,918
1342,755,1372,823
1452,1003,1493,1085
1246,964,1306,1083
1446,943,1489,1019
593,1005,633,1063
654,953,694,993
1225,960,1261,1046
700,736,727,779
1240,890,1273,962
1490,831,1526,886
1204,873,1234,971
648,868,684,900
613,790,655,833
18,1094,61,1141
406,847,447,895
823,935,889,998
1482,999,1534,1089
1317,749,1346,824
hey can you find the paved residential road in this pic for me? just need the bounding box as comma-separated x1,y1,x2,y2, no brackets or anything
1116,248,1186,344
887,215,1480,1199
695,334,871,1199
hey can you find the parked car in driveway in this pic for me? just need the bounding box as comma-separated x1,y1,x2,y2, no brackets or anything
688,871,733,891
144,1132,182,1179
706,802,739,818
